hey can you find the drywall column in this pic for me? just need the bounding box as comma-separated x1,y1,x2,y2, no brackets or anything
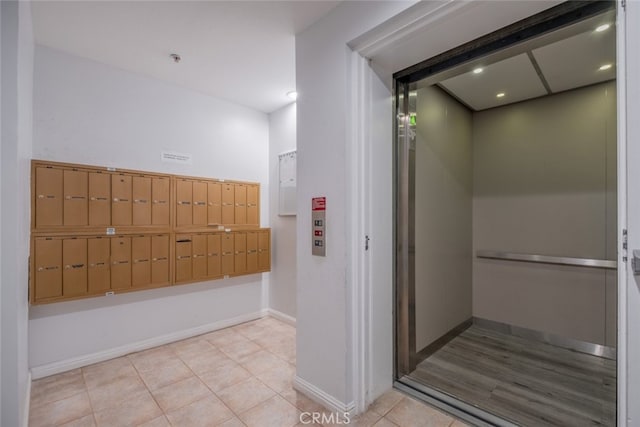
624,1,640,424
268,102,297,320
414,86,472,352
295,1,413,410
367,57,395,402
0,3,3,419
1,1,34,425
0,4,3,419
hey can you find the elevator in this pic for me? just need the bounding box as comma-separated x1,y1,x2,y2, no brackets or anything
393,2,618,425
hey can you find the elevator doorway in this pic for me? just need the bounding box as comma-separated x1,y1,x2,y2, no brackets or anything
394,2,618,425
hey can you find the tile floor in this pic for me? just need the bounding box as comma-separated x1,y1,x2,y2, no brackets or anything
29,316,465,427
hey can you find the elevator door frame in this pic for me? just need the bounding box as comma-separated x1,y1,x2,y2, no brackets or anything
392,1,619,424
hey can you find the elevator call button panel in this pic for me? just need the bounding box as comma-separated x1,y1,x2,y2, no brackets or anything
312,197,326,256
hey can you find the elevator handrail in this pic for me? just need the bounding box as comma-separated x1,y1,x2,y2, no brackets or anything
476,250,617,269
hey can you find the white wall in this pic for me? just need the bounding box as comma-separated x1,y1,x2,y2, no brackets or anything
30,45,270,371
623,1,640,424
1,3,3,420
1,1,34,425
268,102,297,319
367,61,395,403
33,46,269,184
295,0,414,410
0,3,4,421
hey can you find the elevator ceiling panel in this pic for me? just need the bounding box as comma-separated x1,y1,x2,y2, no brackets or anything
439,54,547,111
410,9,616,112
532,27,616,93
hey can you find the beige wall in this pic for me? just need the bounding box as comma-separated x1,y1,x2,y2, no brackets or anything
472,81,617,346
415,86,473,351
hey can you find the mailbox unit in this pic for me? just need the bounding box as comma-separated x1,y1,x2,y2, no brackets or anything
173,229,270,285
30,160,270,304
174,177,260,229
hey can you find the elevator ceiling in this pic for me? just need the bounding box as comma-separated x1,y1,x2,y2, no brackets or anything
436,10,616,111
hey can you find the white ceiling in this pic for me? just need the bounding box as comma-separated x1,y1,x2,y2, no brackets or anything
31,1,340,113
437,11,616,111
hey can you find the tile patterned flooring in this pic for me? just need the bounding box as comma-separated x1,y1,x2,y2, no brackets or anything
29,316,464,427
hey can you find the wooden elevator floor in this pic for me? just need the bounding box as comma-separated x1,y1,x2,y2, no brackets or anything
410,326,616,426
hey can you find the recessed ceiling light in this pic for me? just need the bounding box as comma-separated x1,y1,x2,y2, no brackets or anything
599,64,613,71
286,91,298,100
595,24,610,32
473,67,484,74
496,92,505,98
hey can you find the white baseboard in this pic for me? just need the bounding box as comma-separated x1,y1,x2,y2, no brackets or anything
23,371,31,427
266,308,296,326
293,375,355,416
30,310,265,380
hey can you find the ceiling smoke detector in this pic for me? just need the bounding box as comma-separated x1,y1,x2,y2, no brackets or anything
170,53,181,63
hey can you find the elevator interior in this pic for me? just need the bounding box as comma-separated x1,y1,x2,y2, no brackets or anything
394,4,617,426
